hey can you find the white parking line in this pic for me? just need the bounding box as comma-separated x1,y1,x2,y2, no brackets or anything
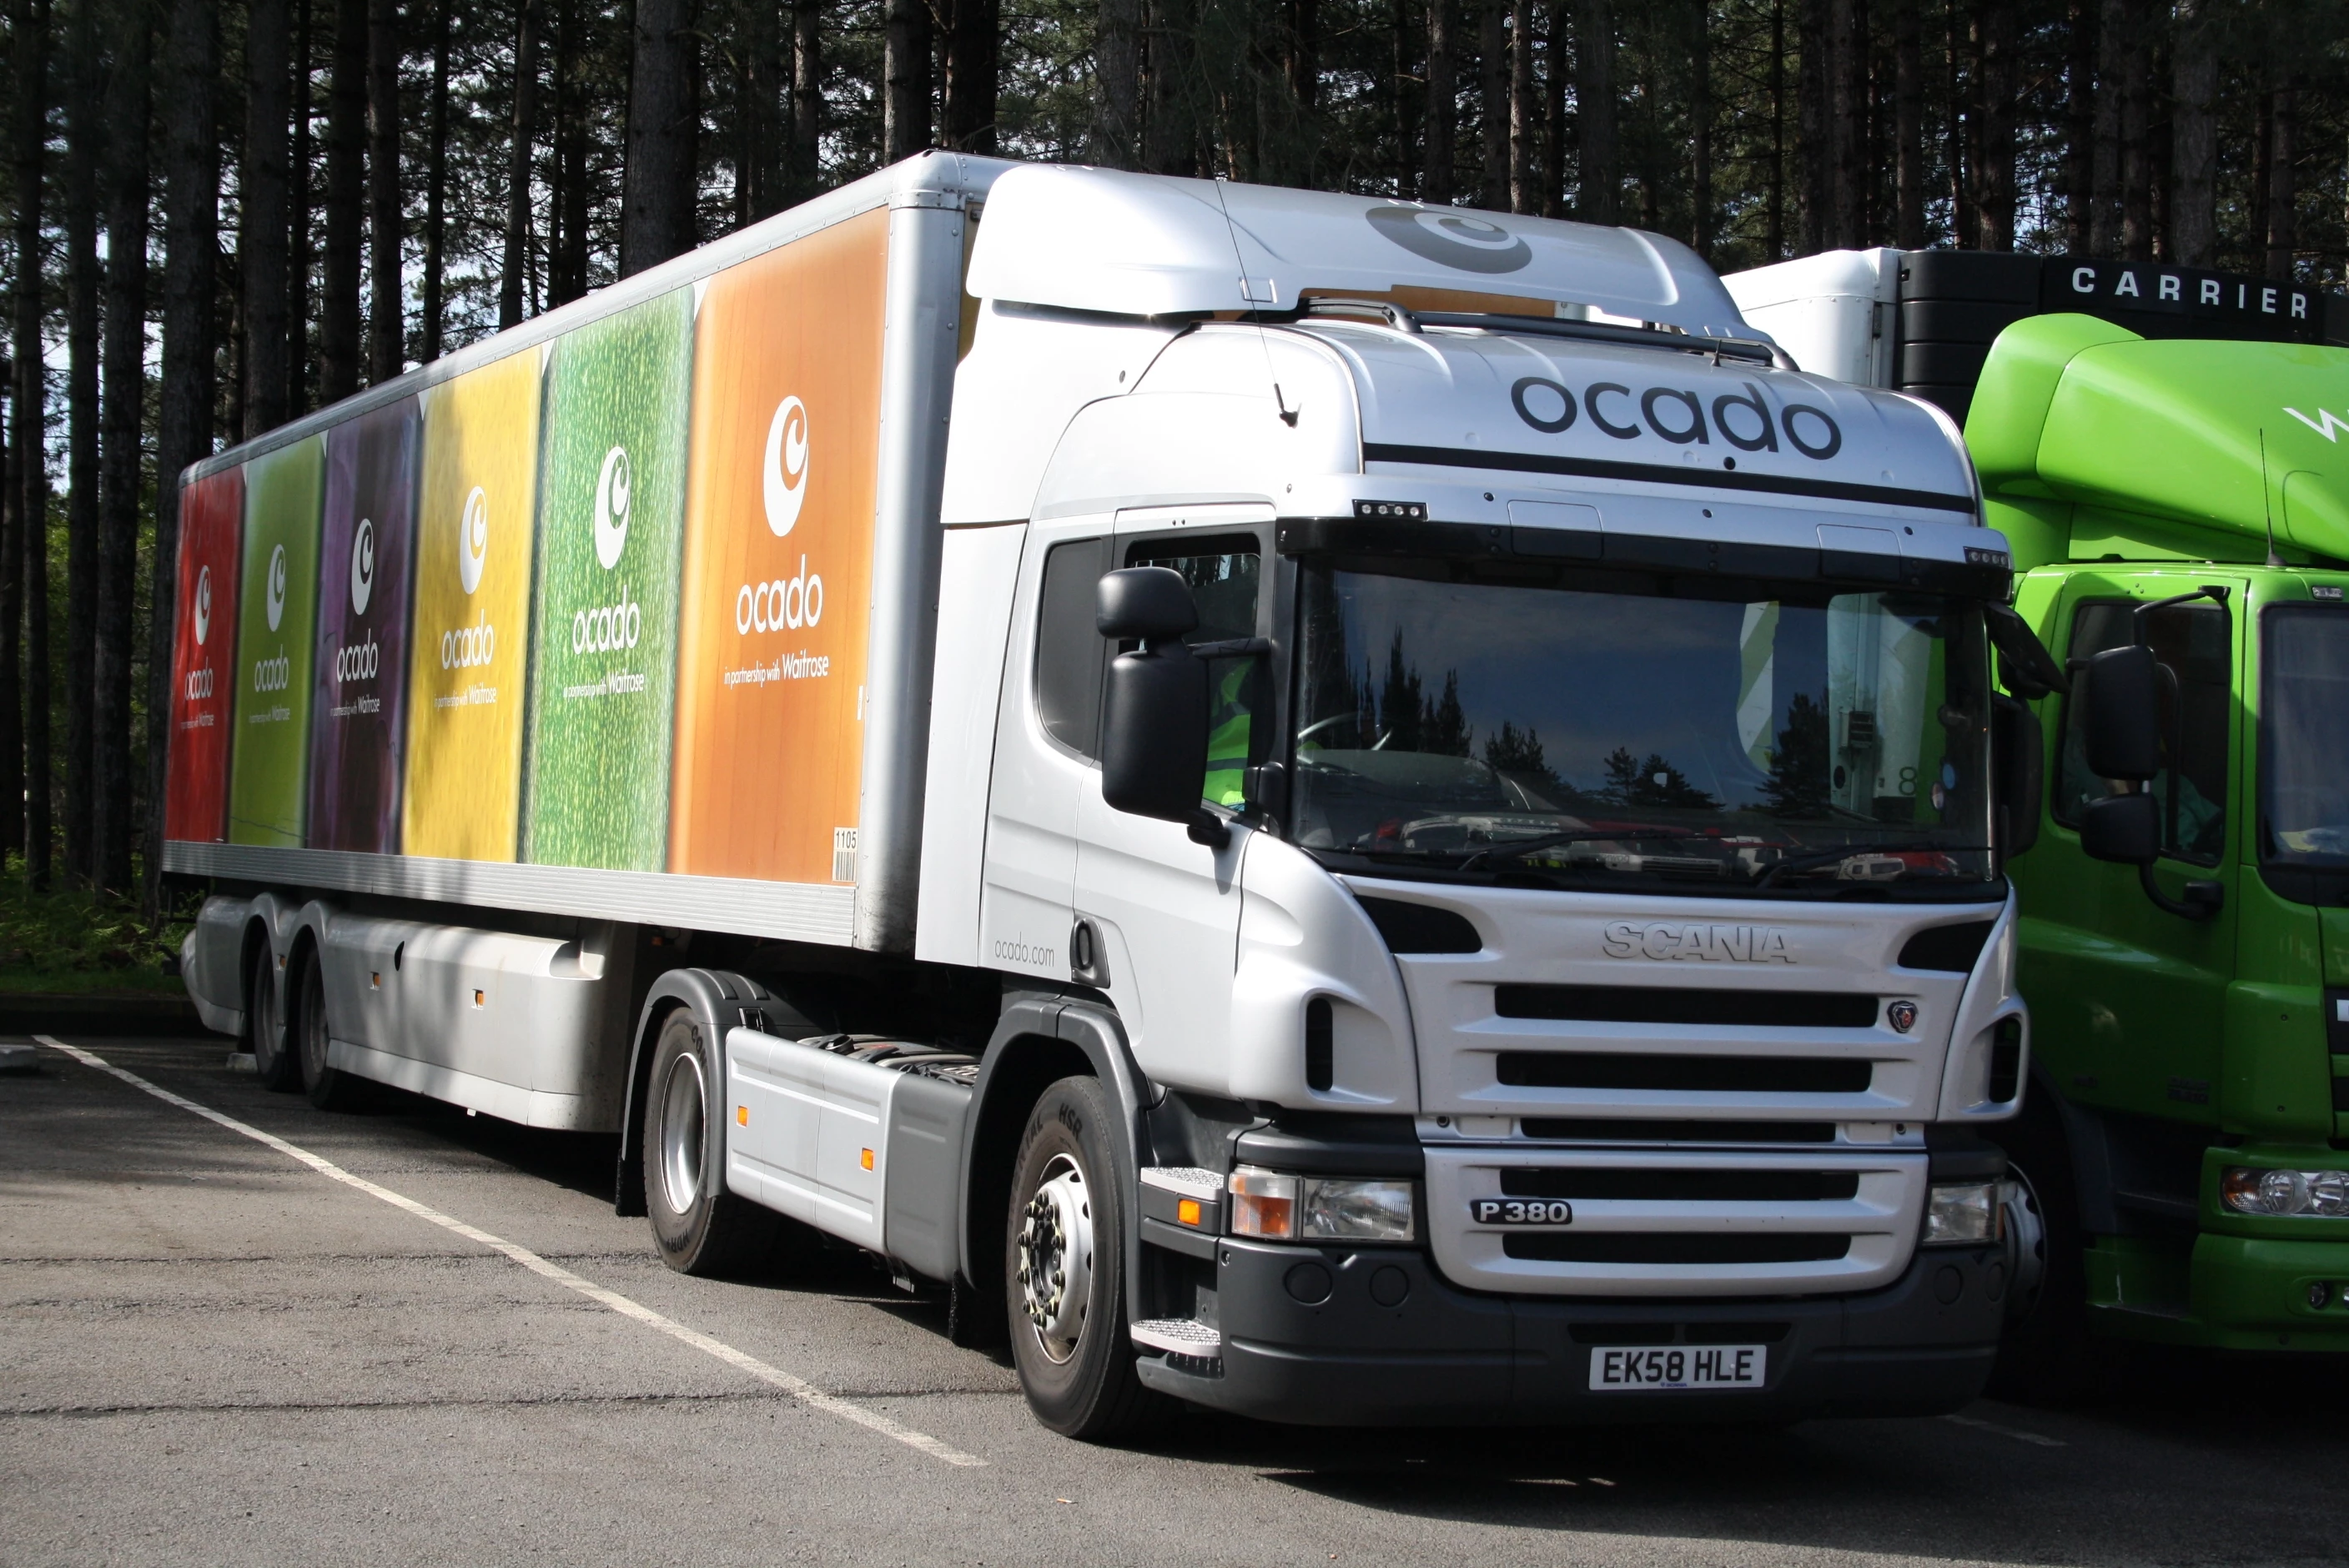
1942,1412,2065,1447
36,1035,988,1469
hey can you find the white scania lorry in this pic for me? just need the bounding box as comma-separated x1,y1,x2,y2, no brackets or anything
171,153,2057,1437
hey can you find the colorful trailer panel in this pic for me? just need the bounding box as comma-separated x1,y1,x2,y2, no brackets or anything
229,436,325,847
670,209,888,884
403,351,544,862
163,469,247,844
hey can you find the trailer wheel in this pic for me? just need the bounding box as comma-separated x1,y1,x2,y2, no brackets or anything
1004,1075,1159,1440
292,948,368,1112
247,939,299,1093
642,1008,778,1276
1987,1095,2092,1402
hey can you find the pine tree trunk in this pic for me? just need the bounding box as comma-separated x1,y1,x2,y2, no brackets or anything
1690,0,1712,259
64,0,103,888
244,0,291,436
320,0,367,400
1828,0,1860,247
289,0,314,415
1893,0,1923,248
1143,0,1193,174
500,0,538,324
943,0,995,154
1795,0,1823,249
1476,0,1504,210
1391,0,1415,199
2267,79,2296,279
1422,0,1453,202
1088,0,1135,168
97,0,152,897
789,0,820,194
1577,0,1614,223
554,0,587,299
366,0,402,380
1767,0,1784,257
2167,0,2213,266
2118,0,2151,261
1972,0,2015,250
1540,0,1562,215
420,0,448,358
743,0,781,214
16,0,53,886
2060,0,2092,253
621,0,694,275
1506,0,1532,213
146,0,219,916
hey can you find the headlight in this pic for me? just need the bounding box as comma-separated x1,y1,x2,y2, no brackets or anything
2222,1167,2349,1216
1229,1166,1416,1242
1924,1180,1999,1244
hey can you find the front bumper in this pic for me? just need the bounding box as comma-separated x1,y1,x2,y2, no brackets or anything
1134,1236,2004,1425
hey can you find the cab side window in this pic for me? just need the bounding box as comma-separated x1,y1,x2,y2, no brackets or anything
2055,598,2231,862
1035,536,1109,759
1123,535,1265,808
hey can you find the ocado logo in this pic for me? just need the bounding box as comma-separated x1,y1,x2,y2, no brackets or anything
573,583,641,654
1366,205,1532,274
194,565,212,646
764,396,809,537
265,545,287,632
459,485,488,595
736,555,823,635
594,445,632,570
334,630,380,684
350,518,375,616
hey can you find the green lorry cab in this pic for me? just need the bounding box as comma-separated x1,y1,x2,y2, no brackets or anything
1727,251,2349,1381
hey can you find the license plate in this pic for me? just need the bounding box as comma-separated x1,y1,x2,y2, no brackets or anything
1588,1345,1767,1392
1469,1198,1575,1226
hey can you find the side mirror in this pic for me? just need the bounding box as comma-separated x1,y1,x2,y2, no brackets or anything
1096,570,1225,843
2080,644,2162,781
1991,693,2042,860
1096,566,1199,641
2079,790,2159,865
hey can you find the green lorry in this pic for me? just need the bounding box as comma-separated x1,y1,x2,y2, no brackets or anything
1728,250,2349,1380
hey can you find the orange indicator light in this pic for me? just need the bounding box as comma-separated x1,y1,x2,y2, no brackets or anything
1177,1198,1202,1228
736,1105,748,1126
860,1148,874,1170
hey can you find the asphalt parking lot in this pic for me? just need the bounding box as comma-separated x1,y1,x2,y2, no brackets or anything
8,1030,2349,1567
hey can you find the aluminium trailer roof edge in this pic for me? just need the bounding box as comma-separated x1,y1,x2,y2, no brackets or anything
182,150,1019,489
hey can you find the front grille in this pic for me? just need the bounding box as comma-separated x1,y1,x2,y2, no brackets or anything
1496,984,1879,1028
1503,1233,1853,1264
1498,1051,1874,1094
1521,1118,1838,1143
1501,1167,1860,1203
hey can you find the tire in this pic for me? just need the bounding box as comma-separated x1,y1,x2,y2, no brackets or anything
1987,1093,2093,1402
1004,1074,1160,1440
247,937,300,1093
642,1008,780,1276
292,947,369,1112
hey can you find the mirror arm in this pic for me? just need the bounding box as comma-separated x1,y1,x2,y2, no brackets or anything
1186,811,1231,849
2139,861,2224,921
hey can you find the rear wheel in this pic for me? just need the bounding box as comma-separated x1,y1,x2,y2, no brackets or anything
1004,1075,1159,1440
247,939,299,1092
293,948,369,1112
1988,1094,2092,1401
642,1009,780,1275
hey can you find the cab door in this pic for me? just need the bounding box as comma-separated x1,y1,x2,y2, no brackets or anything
978,516,1115,985
1074,513,1274,1090
2015,569,2244,1130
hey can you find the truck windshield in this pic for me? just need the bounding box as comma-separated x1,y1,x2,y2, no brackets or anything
2261,606,2349,867
1289,561,1996,896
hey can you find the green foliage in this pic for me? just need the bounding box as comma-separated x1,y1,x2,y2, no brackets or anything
0,869,194,995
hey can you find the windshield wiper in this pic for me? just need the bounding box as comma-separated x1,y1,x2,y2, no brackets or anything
1456,829,1698,871
1751,842,1989,888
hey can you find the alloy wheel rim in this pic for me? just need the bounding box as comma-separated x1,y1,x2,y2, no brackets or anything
658,1050,707,1215
1016,1152,1094,1364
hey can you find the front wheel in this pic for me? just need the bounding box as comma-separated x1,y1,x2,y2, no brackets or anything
641,1009,780,1276
1987,1095,2092,1402
1004,1075,1159,1440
